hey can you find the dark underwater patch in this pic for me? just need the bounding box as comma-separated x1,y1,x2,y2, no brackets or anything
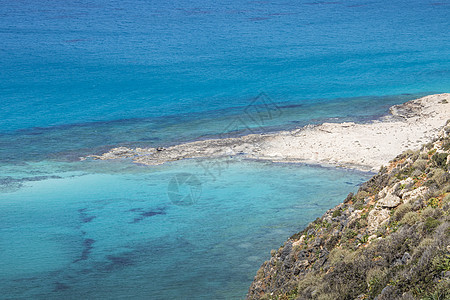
78,208,97,224
53,282,70,292
0,175,63,192
128,207,143,212
73,238,95,263
249,16,270,21
278,104,303,109
105,254,134,271
141,211,164,217
82,216,96,223
129,207,166,224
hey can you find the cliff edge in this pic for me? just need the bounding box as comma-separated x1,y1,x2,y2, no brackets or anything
247,124,450,300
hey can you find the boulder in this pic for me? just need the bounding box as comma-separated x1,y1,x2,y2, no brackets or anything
376,184,402,208
377,192,401,208
367,208,390,234
402,186,429,204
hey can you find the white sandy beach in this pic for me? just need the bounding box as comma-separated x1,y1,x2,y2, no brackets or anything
87,93,450,172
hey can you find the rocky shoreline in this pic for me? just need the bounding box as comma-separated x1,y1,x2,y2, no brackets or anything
84,94,450,172
246,126,450,300
82,94,450,299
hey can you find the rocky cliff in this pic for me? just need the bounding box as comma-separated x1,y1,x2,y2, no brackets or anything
247,124,450,300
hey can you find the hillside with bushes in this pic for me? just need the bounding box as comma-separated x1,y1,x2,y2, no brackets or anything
247,124,450,300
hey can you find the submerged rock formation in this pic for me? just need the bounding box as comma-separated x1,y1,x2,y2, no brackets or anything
247,125,450,300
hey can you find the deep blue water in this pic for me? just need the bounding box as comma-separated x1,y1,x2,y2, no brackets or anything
0,0,449,299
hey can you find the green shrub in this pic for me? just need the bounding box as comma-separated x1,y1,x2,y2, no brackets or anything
393,203,413,222
349,218,368,231
366,267,387,297
424,179,437,187
424,279,450,300
344,229,357,240
414,238,435,255
443,194,450,212
376,224,388,237
317,293,340,300
431,168,449,186
424,217,441,233
412,169,423,178
297,273,321,292
355,190,369,202
432,253,450,272
413,159,428,171
328,248,353,265
419,238,435,248
439,184,450,194
321,254,369,299
400,211,420,226
432,152,448,169
332,209,342,218
421,207,437,219
443,194,450,206
325,235,340,251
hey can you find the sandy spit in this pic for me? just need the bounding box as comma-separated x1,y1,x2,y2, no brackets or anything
85,93,450,172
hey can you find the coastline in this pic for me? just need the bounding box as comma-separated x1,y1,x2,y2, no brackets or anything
246,114,450,300
85,93,450,173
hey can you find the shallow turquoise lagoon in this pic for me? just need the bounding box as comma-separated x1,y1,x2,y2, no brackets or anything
0,159,369,299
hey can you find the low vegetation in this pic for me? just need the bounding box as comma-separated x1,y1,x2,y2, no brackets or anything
247,126,450,300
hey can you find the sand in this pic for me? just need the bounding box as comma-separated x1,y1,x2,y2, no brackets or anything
85,93,450,172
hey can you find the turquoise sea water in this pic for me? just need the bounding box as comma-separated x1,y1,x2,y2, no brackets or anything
0,159,369,299
0,0,449,299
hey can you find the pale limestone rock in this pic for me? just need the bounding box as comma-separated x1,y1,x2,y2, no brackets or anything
402,186,429,204
95,146,136,160
376,178,415,208
377,191,401,208
398,178,415,197
292,235,305,247
377,186,389,199
368,208,391,234
379,194,401,208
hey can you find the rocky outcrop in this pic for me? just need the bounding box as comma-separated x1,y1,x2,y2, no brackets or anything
247,126,450,300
